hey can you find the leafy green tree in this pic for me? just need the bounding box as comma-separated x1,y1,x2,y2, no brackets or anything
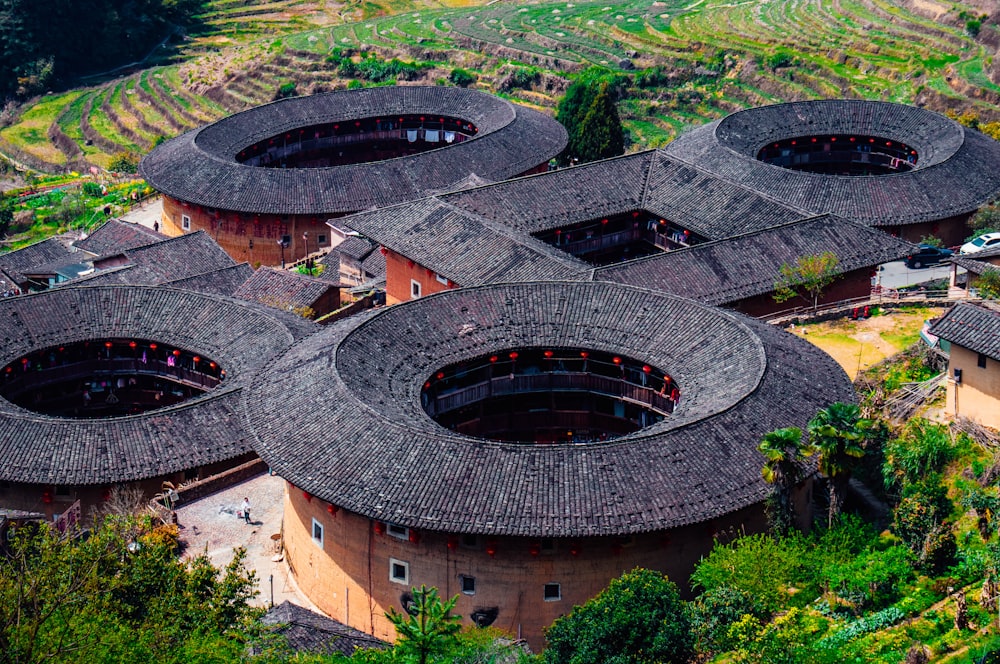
773,251,840,312
976,268,1000,300
0,515,260,663
0,192,13,237
689,586,766,657
759,426,813,533
386,585,461,664
807,402,870,527
544,568,692,664
556,72,626,165
108,151,140,174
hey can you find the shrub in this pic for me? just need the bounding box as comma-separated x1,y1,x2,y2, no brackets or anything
449,68,476,87
108,151,139,174
690,586,766,656
543,568,693,664
81,181,103,197
274,81,297,100
822,545,914,611
883,419,958,490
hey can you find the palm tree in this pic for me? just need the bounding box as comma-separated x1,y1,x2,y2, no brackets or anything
758,426,812,533
808,402,871,527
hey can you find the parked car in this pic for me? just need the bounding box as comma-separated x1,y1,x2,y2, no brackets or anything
905,244,953,268
959,232,1000,255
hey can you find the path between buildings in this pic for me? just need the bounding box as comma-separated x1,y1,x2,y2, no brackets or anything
174,471,318,612
118,196,162,230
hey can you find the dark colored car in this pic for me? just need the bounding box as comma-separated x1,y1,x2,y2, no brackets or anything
905,244,953,269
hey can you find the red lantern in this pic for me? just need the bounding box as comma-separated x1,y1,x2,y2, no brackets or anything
129,341,137,348
374,521,386,535
543,350,554,359
642,365,652,374
569,543,580,557
172,350,181,357
380,246,388,255
446,535,458,550
612,357,622,365
489,355,498,363
423,381,431,389
104,342,112,348
149,343,157,350
601,218,608,225
579,351,589,359
42,490,53,504
302,490,312,502
436,371,445,380
508,352,519,360
408,530,420,544
529,544,540,556
632,211,639,217
192,356,200,364
485,541,497,557
327,504,338,516
407,259,415,268
209,362,216,369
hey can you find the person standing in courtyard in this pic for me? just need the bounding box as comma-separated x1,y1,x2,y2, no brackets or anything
241,497,251,524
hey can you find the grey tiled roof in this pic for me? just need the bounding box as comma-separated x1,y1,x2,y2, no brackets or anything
341,198,590,285
593,215,917,305
951,246,1000,274
233,267,339,310
140,86,567,215
246,281,853,537
0,238,75,285
262,602,386,656
74,219,165,256
160,263,256,297
0,285,309,485
664,100,1000,226
81,232,237,286
929,301,1000,361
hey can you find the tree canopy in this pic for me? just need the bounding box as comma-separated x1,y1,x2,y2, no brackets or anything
543,568,693,664
556,71,626,165
772,251,840,312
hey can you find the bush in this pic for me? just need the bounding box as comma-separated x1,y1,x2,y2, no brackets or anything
822,545,914,611
883,419,958,490
81,181,103,197
273,81,297,100
543,568,692,664
108,151,139,175
449,68,476,87
690,586,766,656
966,19,981,37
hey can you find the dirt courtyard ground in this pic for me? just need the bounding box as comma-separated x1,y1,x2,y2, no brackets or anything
786,304,948,379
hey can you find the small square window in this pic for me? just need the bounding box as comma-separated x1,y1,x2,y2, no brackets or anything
311,518,324,547
460,574,476,595
540,538,556,554
978,353,988,369
387,523,409,540
410,280,422,299
435,273,449,285
318,234,327,245
460,534,479,549
544,583,561,601
181,214,191,231
390,558,409,585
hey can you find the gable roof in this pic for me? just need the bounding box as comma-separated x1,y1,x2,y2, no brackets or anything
233,267,339,312
593,215,917,305
82,232,237,286
0,238,75,285
930,301,1000,361
160,263,256,297
74,219,165,256
262,602,386,655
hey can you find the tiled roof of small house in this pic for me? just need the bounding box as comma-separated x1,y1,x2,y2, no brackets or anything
0,285,311,485
951,246,1000,274
139,86,567,215
664,100,1000,226
233,267,339,311
593,215,917,305
262,602,386,656
74,219,165,256
246,281,853,537
80,232,237,286
929,301,1000,361
0,238,75,285
160,263,256,297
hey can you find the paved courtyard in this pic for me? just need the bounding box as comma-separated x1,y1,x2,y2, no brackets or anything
174,472,317,611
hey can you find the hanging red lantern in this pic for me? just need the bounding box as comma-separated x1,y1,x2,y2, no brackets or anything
149,343,157,350
408,530,420,544
632,211,639,217
529,544,540,556
508,352,518,360
129,341,137,348
485,541,497,557
446,535,458,550
327,504,338,516
104,342,113,348
601,218,608,225
192,356,200,364
612,357,622,365
579,351,589,358
209,362,216,369
42,490,53,504
569,543,580,556
374,521,386,535
172,350,181,357
302,490,312,502
436,372,445,380
380,246,388,255
423,381,431,389
489,355,498,363
543,350,554,359
642,365,652,374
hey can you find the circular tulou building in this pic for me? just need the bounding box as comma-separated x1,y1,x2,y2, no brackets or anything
140,86,567,266
665,99,1000,245
0,285,312,518
245,280,854,647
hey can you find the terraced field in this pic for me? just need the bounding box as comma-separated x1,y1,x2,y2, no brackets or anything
3,0,999,173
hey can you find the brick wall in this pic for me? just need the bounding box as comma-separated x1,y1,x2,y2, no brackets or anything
383,249,457,305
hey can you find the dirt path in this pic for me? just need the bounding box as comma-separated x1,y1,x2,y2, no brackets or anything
786,305,946,379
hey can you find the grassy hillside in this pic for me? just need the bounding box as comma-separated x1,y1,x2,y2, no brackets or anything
1,0,998,174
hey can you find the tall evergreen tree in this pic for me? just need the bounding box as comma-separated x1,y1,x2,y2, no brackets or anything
556,75,625,165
